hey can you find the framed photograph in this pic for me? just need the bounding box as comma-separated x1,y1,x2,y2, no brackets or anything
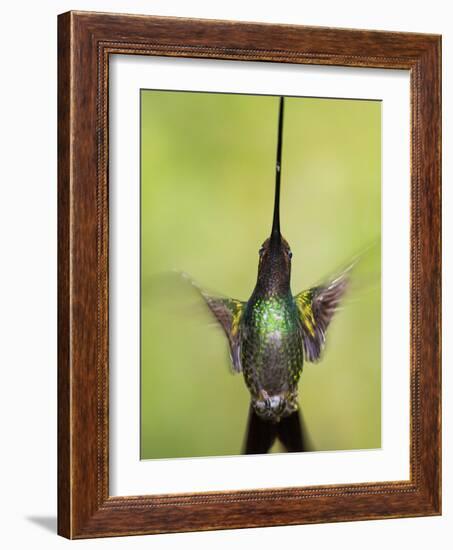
58,11,441,538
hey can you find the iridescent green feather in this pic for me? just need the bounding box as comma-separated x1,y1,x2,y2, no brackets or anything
241,293,304,399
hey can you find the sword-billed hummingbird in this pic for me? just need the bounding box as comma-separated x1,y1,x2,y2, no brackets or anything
189,97,351,453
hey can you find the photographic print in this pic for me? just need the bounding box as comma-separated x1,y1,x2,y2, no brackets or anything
140,90,381,460
58,12,441,537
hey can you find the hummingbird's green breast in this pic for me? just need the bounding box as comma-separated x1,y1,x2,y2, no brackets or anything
241,293,304,408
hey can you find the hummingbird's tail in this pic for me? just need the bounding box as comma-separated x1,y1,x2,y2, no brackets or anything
243,405,307,454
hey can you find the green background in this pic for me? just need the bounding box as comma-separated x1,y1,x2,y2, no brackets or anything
140,90,381,459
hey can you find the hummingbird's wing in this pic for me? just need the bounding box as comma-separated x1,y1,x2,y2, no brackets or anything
200,294,245,374
180,273,245,373
294,267,351,363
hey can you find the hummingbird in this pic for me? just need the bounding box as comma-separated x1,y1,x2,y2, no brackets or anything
188,97,351,454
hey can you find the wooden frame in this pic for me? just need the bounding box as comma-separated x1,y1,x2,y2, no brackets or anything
58,10,441,539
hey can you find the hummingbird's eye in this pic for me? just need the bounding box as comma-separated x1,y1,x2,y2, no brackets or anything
259,247,264,256
288,251,293,259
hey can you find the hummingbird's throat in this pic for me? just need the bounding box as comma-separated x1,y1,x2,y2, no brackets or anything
256,256,291,298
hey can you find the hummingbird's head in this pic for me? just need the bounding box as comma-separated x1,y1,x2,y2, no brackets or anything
256,234,293,295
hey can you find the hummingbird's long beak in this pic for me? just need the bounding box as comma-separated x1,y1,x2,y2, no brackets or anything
270,97,284,247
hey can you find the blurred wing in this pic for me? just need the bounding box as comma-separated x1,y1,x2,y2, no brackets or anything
182,273,244,373
295,268,350,363
204,296,244,373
